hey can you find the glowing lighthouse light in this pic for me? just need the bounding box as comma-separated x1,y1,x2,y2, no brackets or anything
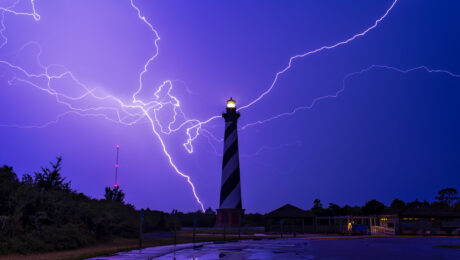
217,97,244,227
227,97,236,109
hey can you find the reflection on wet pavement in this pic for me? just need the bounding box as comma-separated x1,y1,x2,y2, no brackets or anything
88,237,460,259
156,239,314,260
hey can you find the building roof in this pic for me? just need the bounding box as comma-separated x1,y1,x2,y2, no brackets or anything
265,204,313,218
383,207,460,218
400,207,460,217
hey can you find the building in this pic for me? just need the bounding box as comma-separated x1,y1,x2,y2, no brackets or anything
265,204,369,234
265,204,314,233
216,98,244,227
371,207,460,235
265,204,460,235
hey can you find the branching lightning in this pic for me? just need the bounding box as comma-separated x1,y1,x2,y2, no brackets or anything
2,0,458,211
240,65,460,130
0,0,207,212
236,0,399,111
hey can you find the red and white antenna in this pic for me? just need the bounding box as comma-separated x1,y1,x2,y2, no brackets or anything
114,144,120,188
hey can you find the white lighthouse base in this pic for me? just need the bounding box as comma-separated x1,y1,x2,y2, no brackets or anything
216,208,245,227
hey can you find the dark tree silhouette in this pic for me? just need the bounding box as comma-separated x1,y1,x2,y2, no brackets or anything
407,199,429,208
21,173,34,185
361,199,385,215
312,199,322,209
205,207,215,215
390,198,405,209
311,199,325,215
34,157,70,191
435,188,459,208
0,166,19,215
340,205,362,216
104,186,125,203
328,203,341,215
0,158,176,255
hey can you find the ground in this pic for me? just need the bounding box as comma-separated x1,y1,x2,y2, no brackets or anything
89,236,460,260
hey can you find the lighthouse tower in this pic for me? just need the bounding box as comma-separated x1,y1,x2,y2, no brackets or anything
216,98,244,227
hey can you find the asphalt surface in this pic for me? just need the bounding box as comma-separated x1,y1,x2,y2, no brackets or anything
88,236,460,259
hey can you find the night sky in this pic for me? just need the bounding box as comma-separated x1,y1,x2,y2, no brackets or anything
1,0,459,213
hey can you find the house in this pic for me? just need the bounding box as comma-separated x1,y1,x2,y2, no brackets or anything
371,207,460,235
264,204,370,234
264,204,315,233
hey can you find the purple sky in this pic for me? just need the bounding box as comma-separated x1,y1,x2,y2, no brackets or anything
1,0,460,213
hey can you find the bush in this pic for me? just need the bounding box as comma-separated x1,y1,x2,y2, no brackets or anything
0,159,174,255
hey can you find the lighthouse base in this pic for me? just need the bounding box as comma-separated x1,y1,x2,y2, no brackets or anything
216,208,245,227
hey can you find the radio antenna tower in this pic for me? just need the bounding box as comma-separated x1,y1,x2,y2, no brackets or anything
114,144,120,188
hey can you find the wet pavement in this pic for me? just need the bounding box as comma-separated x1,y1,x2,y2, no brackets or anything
88,236,460,259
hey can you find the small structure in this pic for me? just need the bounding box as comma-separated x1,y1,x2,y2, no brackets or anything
265,204,460,235
316,216,371,234
265,204,314,233
265,204,374,234
372,207,460,235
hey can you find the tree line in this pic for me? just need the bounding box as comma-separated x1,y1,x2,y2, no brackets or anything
0,157,176,255
310,187,460,217
1,157,459,254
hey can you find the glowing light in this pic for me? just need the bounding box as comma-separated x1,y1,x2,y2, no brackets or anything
0,0,206,212
3,0,458,215
226,98,236,109
0,0,403,213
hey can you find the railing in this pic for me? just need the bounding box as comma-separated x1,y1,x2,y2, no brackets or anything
371,226,395,235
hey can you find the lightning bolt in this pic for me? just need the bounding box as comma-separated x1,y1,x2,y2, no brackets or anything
240,65,460,130
0,0,40,21
236,0,399,111
3,0,457,212
0,0,207,212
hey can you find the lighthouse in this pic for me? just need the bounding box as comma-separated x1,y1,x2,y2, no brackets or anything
216,98,244,227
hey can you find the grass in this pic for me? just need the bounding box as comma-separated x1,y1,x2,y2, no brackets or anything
0,231,278,260
8,231,456,259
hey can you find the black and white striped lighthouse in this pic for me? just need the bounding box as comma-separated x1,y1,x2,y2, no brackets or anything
216,98,244,226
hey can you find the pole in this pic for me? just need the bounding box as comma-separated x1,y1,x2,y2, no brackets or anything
280,219,283,238
139,209,144,249
238,214,241,239
193,212,197,245
223,215,226,241
115,145,119,187
174,210,178,248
